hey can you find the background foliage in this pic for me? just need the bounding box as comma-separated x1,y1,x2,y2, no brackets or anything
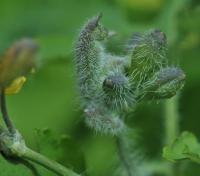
0,0,200,175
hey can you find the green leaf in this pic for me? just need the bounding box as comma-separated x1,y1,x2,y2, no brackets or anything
163,131,200,164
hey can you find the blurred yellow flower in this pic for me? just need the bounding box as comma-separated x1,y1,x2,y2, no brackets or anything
5,76,27,95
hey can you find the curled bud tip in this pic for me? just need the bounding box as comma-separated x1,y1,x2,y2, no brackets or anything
86,14,103,32
150,29,167,48
157,67,186,84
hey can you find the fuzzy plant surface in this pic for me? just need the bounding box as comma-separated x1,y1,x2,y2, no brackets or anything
75,14,186,136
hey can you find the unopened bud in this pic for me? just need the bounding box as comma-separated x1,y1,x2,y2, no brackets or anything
103,73,135,109
0,38,38,87
144,67,186,99
129,29,167,84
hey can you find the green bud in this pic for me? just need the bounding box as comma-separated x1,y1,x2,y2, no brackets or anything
75,16,186,136
103,72,135,110
75,14,109,102
84,103,125,135
128,29,167,85
143,67,186,100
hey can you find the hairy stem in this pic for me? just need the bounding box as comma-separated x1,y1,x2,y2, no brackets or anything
116,136,132,176
0,89,16,134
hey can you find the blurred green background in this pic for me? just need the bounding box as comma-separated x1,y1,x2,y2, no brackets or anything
0,0,200,175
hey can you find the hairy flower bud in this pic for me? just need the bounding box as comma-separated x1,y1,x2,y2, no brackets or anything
75,14,109,102
75,15,185,136
128,29,167,85
143,67,186,99
84,103,125,135
103,72,135,109
0,38,38,87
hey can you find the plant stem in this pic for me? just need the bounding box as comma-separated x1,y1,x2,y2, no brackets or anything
116,136,132,176
22,147,80,176
19,158,42,176
144,161,175,175
0,89,80,176
164,94,180,176
164,94,180,145
0,89,16,134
